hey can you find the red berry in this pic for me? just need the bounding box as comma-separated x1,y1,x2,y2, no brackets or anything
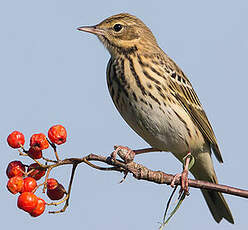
29,197,46,217
7,131,25,148
48,125,67,145
47,178,66,200
27,147,42,159
6,161,25,178
30,133,49,151
27,163,46,180
7,176,24,194
17,192,38,213
47,178,58,190
47,184,65,200
21,177,37,193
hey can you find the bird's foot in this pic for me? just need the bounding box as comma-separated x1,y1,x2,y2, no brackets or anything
111,145,135,163
170,152,193,195
170,169,189,194
111,146,160,163
110,146,161,183
110,146,135,184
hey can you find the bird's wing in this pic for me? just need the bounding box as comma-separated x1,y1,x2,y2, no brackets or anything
167,66,223,163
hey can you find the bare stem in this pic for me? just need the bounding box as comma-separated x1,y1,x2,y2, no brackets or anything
47,138,60,161
48,163,78,213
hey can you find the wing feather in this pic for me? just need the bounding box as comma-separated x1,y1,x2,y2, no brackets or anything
168,70,223,163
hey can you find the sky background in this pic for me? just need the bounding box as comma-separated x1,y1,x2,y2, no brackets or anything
1,0,247,229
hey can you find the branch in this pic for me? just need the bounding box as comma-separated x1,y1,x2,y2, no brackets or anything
86,154,248,198
44,151,248,199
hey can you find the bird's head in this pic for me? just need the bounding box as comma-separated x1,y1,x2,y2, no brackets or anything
78,13,159,57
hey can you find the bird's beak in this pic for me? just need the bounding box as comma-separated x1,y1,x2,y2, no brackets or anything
77,26,105,36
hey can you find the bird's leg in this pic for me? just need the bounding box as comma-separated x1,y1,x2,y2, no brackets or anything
171,152,192,194
111,145,160,163
181,153,191,193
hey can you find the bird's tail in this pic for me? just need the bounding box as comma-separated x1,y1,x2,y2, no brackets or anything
200,177,234,224
190,152,234,224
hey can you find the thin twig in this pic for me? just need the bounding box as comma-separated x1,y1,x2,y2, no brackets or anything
49,163,78,213
47,138,60,161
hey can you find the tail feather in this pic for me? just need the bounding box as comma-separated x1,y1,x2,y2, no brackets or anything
201,189,234,224
190,151,234,224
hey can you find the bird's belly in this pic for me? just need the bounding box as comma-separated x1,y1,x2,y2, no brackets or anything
115,97,205,157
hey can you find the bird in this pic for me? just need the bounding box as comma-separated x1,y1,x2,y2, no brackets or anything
77,13,234,224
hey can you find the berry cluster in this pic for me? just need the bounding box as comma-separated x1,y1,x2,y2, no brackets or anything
6,125,67,217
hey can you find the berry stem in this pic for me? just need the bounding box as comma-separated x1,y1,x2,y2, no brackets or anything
43,167,52,193
47,138,60,161
18,150,28,157
48,163,77,213
32,182,46,193
18,148,47,168
46,193,69,207
42,156,57,163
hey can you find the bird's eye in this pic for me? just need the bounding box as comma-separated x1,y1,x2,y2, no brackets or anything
113,24,123,32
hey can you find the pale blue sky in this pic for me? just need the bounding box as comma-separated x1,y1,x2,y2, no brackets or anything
1,1,247,229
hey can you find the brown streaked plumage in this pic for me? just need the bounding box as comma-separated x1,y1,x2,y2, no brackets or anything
78,13,234,224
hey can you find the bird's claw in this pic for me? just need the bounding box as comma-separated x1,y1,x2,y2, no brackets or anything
170,169,189,195
111,145,135,163
170,173,181,188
